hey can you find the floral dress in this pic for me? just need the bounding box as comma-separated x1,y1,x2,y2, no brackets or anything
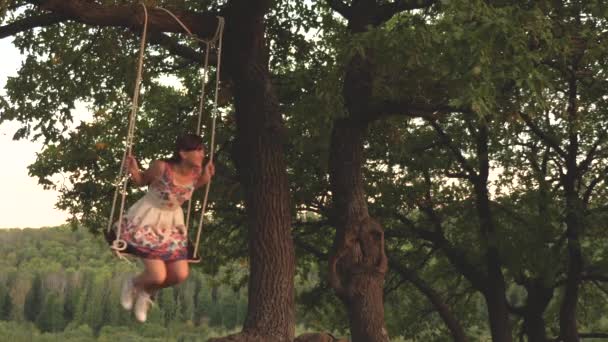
117,162,196,260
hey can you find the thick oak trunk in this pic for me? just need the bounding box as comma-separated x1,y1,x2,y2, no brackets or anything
209,1,295,341
328,119,389,342
323,19,389,337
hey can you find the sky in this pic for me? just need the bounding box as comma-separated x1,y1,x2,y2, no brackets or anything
0,38,70,228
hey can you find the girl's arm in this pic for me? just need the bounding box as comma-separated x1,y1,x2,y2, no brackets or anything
127,156,165,186
194,161,215,188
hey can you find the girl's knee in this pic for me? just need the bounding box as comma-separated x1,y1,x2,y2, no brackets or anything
140,259,168,286
172,267,189,284
167,263,189,284
148,272,167,286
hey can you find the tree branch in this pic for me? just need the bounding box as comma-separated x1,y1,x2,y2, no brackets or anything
592,281,608,298
583,164,608,208
393,211,486,289
388,256,468,342
427,119,478,180
34,0,220,40
0,13,65,39
374,0,437,25
577,129,608,175
518,111,567,158
148,32,207,64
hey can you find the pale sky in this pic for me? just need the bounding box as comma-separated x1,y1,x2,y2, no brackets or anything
0,38,70,228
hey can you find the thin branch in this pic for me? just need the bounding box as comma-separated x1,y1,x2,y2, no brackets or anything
583,165,608,208
148,32,206,64
427,119,478,180
387,256,468,342
519,111,567,158
383,270,409,297
0,13,65,39
593,281,608,298
393,212,486,289
578,130,607,175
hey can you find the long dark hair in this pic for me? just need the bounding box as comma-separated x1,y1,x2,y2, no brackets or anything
164,134,204,165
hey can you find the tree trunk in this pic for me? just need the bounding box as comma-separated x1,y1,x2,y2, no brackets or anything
521,280,553,342
328,118,389,342
559,73,582,342
559,190,583,342
209,1,295,341
474,120,512,342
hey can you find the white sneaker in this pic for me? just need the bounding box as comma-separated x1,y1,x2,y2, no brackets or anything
133,291,153,323
120,277,137,311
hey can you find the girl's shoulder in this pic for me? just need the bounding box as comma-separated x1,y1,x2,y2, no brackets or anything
148,160,169,181
149,159,168,172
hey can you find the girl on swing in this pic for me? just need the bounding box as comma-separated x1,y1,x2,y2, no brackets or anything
117,133,215,322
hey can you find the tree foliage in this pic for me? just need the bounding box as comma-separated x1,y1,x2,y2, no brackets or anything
2,0,608,340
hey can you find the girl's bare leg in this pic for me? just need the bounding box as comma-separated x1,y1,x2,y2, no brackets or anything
131,258,167,322
163,260,189,287
133,258,167,294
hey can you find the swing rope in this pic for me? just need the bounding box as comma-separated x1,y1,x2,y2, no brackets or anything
107,3,149,255
106,4,225,263
193,16,224,260
159,7,225,261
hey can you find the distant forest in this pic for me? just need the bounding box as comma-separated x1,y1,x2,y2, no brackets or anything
0,226,326,341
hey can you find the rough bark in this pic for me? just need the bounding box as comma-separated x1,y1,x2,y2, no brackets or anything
328,118,389,342
325,3,390,340
208,1,295,341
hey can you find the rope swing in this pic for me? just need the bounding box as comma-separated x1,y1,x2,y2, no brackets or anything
106,3,225,263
